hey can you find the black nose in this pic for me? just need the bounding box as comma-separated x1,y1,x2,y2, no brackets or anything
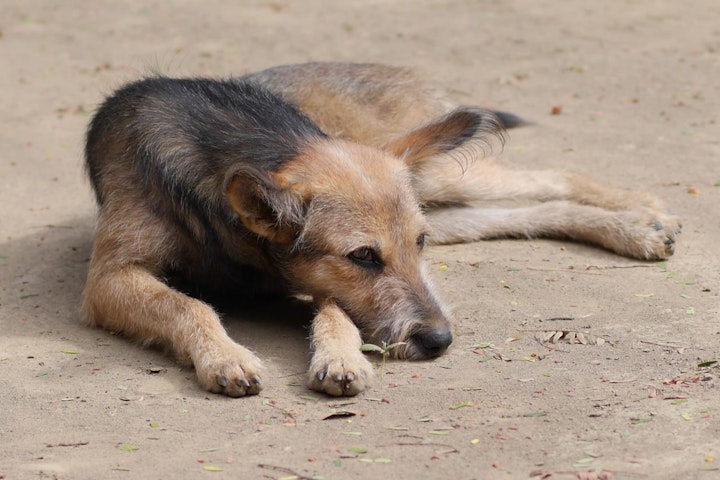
412,328,453,358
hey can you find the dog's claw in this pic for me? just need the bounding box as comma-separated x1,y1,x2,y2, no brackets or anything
251,374,262,385
651,221,663,231
317,371,326,381
346,372,355,382
217,375,228,387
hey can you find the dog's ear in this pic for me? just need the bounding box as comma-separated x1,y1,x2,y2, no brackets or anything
383,107,503,167
225,168,307,244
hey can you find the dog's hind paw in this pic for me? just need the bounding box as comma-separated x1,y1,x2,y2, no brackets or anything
607,208,682,260
194,343,264,397
307,350,374,397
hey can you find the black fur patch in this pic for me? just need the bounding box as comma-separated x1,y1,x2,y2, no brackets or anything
86,77,326,208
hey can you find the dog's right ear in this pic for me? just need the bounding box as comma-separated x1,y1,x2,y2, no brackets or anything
383,107,503,168
225,168,306,244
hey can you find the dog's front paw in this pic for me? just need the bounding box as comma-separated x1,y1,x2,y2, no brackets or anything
307,349,374,397
194,343,264,397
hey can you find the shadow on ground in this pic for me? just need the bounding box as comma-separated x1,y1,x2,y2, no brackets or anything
0,218,315,393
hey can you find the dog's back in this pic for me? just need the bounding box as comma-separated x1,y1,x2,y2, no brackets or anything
240,62,453,146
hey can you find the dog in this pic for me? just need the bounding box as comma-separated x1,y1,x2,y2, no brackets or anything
82,62,680,397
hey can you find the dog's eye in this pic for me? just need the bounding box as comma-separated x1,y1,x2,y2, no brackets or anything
416,233,427,250
348,247,383,269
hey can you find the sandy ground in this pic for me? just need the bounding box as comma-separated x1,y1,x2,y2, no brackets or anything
1,1,719,479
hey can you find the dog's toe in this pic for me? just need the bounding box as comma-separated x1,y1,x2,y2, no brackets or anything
195,343,264,397
308,351,374,397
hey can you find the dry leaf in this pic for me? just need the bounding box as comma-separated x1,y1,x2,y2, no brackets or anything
537,330,605,345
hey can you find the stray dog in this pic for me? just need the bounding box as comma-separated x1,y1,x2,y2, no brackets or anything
83,62,680,397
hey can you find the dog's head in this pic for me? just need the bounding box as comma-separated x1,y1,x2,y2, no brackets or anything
225,108,497,359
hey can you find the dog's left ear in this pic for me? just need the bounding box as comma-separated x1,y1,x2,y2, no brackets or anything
383,107,502,167
225,167,307,244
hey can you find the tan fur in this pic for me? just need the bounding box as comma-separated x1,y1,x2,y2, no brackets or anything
83,62,680,398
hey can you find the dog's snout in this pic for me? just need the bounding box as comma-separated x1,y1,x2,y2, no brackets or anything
412,327,453,358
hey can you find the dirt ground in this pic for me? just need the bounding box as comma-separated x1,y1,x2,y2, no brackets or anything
1,1,719,479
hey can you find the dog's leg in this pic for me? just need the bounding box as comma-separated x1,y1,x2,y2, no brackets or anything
412,154,680,259
425,201,679,260
413,156,669,211
82,216,264,397
307,300,374,396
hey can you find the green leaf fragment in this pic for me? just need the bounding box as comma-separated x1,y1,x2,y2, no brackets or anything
681,413,692,421
61,349,78,355
449,401,473,410
698,360,718,368
203,465,223,472
686,307,696,315
348,447,368,454
120,444,139,451
631,417,652,425
523,411,547,417
427,430,450,435
360,344,384,353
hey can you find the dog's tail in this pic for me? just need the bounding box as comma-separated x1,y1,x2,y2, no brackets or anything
490,110,530,129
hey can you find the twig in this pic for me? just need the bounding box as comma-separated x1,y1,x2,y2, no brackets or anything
525,264,656,275
258,463,312,480
262,400,297,424
639,340,688,350
526,267,604,275
605,378,637,384
45,441,89,448
586,264,655,270
386,441,459,453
